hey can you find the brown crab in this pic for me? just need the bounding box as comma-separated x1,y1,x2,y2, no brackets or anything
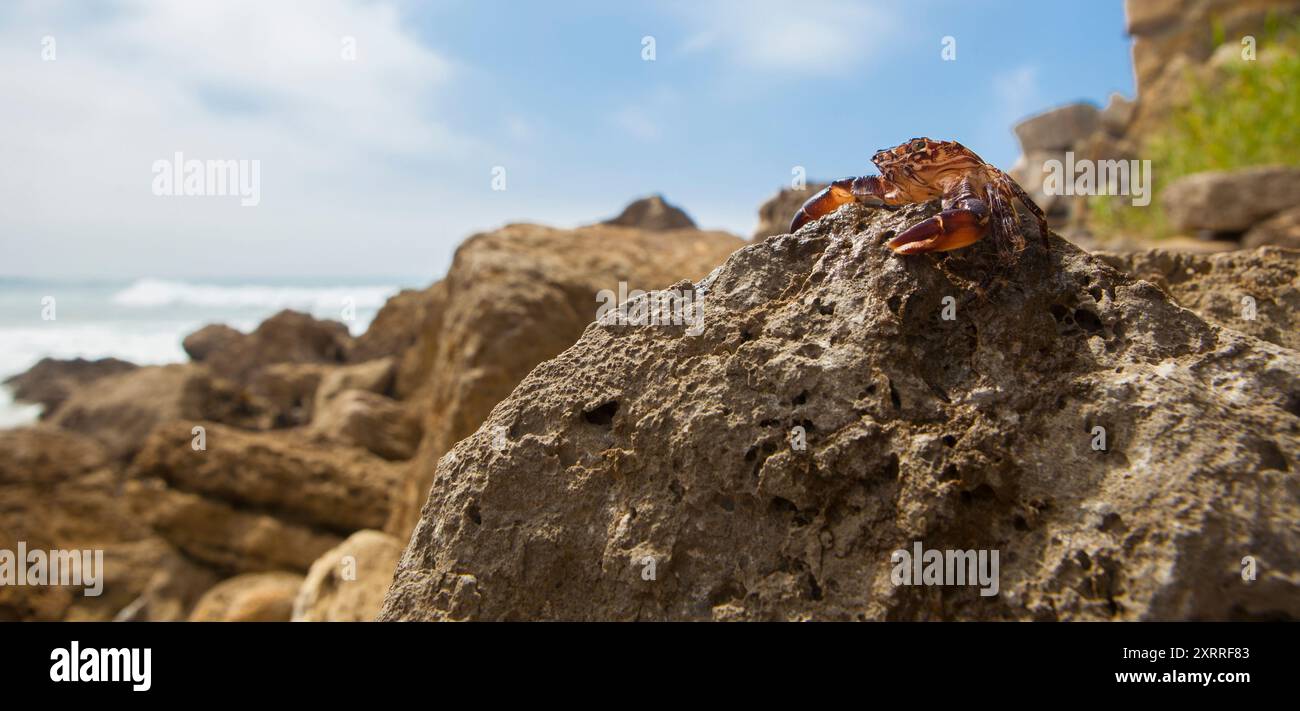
790,138,1048,263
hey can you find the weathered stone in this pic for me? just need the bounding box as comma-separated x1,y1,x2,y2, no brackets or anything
601,195,696,231
48,364,277,459
1162,166,1300,234
387,222,744,538
132,479,341,573
1096,246,1300,350
1013,103,1101,153
0,427,195,621
132,421,401,533
292,530,403,622
1244,206,1300,250
2,357,137,418
382,202,1299,621
189,572,304,622
184,310,351,382
314,358,395,409
351,288,437,363
309,390,420,461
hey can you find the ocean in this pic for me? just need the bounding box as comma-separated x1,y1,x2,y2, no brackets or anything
0,276,416,427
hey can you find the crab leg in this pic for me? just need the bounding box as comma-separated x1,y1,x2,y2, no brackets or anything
789,176,905,232
886,181,989,255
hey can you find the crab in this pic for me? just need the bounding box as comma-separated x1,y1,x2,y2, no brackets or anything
790,138,1048,263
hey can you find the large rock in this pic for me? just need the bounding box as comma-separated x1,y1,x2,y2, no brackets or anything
309,390,420,461
131,480,341,573
182,310,351,382
293,530,403,622
131,421,401,533
2,357,137,418
1162,166,1300,234
48,364,274,460
382,201,1299,621
754,183,828,240
1013,103,1101,153
601,195,696,231
1096,246,1300,350
188,572,304,622
351,289,437,363
1244,206,1300,250
386,222,745,537
0,427,201,621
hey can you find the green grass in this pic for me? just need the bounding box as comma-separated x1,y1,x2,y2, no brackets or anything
1087,22,1300,240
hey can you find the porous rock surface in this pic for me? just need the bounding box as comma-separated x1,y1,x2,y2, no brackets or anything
386,223,745,538
292,530,403,622
1096,247,1300,351
382,201,1299,621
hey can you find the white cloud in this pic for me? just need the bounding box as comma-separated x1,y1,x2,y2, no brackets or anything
675,0,898,75
0,0,497,278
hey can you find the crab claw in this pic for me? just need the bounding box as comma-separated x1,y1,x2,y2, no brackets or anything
790,176,895,232
790,181,855,232
886,204,989,255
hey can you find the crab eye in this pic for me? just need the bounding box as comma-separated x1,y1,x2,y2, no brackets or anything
911,139,927,150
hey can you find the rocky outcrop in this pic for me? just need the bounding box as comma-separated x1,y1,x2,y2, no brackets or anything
292,530,402,622
386,222,745,538
350,289,435,363
1125,0,1300,135
131,421,401,535
1096,246,1300,350
0,427,202,621
601,195,696,231
381,202,1299,621
309,390,420,461
48,364,275,460
1014,103,1101,153
132,480,342,573
2,357,137,418
754,184,828,240
188,572,304,622
1245,207,1300,250
183,310,351,382
1162,166,1300,236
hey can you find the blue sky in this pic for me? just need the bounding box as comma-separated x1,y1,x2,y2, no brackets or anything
0,0,1134,280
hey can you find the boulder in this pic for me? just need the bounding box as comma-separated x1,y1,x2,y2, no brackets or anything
1096,246,1300,350
2,357,137,418
1013,103,1101,153
754,183,829,240
309,390,421,461
131,421,401,534
351,288,438,363
182,310,352,382
0,427,200,621
1099,92,1136,137
1243,206,1300,250
182,324,243,362
132,480,341,573
382,201,1299,621
292,530,403,622
1162,166,1300,234
189,572,304,622
314,357,396,408
601,195,696,231
386,222,744,538
48,364,274,460
246,362,335,427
